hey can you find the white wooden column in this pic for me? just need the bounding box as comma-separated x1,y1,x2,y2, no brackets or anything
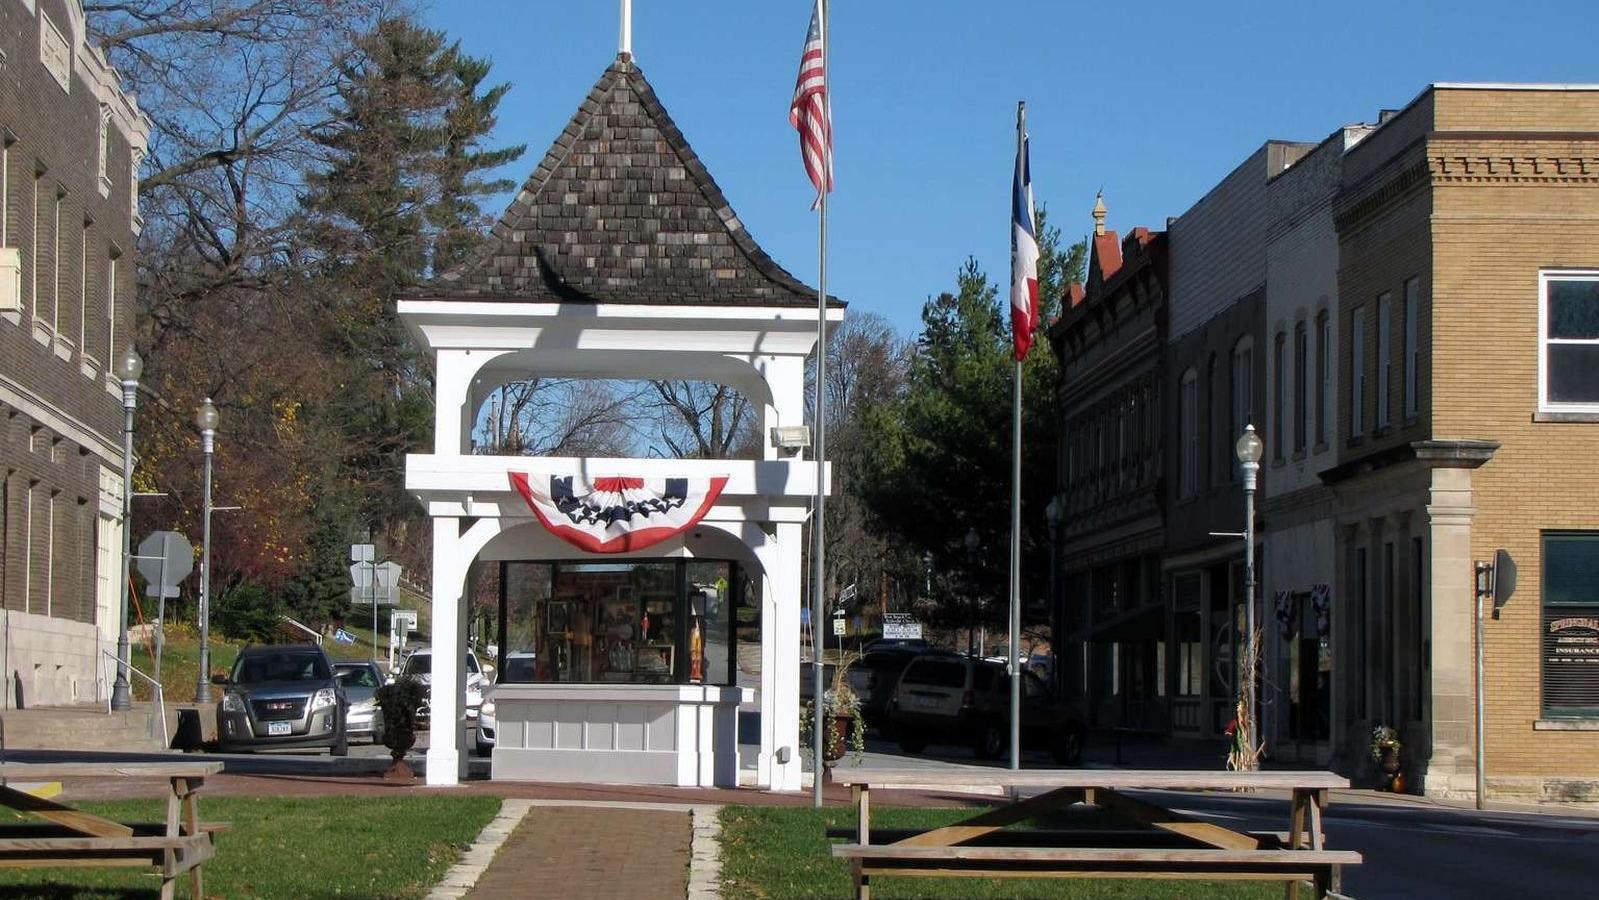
426,516,468,786
753,520,803,791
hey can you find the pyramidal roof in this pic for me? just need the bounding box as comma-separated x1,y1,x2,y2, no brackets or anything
412,54,836,308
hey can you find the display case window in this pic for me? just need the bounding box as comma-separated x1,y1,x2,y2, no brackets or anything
499,559,738,686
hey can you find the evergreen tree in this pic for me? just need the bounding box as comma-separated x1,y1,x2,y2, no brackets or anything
297,15,525,552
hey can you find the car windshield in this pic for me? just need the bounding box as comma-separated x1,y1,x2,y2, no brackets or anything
502,656,537,683
335,665,380,688
901,660,964,688
234,652,330,684
403,654,431,676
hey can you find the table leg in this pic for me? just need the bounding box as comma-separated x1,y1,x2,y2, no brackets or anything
180,777,204,899
1286,790,1307,900
853,784,870,846
1308,789,1327,851
853,858,870,900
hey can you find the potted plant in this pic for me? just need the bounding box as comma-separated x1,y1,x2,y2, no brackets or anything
374,675,427,780
1370,725,1403,792
801,659,867,767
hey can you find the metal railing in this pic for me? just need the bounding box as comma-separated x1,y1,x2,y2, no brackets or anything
101,649,169,748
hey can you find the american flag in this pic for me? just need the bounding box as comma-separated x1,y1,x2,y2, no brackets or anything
790,1,833,209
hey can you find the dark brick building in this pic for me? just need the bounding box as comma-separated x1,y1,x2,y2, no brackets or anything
0,0,148,706
1048,196,1169,731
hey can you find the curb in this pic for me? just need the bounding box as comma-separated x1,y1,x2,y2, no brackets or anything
424,798,534,900
687,805,724,900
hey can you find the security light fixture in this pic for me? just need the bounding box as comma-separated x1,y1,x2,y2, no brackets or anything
770,425,811,451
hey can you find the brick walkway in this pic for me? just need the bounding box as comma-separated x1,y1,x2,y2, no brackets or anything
463,806,690,900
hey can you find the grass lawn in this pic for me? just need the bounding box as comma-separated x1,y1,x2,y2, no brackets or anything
719,806,1280,900
128,632,242,704
0,795,499,899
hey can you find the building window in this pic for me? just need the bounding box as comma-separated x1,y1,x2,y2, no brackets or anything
1316,310,1329,446
1294,321,1308,452
1403,278,1420,418
98,105,113,195
1179,368,1198,499
1350,305,1367,438
1230,337,1254,478
31,170,42,321
1,138,9,247
1272,331,1285,461
1543,532,1599,717
1206,354,1220,488
1376,292,1392,429
1539,271,1599,412
52,189,64,333
106,250,119,363
79,219,90,356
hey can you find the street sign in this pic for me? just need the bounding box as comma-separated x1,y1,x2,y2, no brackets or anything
348,560,401,606
832,613,847,637
350,543,375,563
882,613,923,641
136,531,193,598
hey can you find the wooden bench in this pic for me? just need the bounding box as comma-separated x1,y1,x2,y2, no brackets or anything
830,767,1362,900
0,761,226,900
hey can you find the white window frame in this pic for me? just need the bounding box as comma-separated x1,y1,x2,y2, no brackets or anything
1539,270,1599,414
1403,278,1420,418
1376,292,1392,429
1351,305,1367,438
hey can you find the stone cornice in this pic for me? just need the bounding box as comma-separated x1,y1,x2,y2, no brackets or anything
1428,151,1599,183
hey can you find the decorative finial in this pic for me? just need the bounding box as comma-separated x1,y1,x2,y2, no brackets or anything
1092,190,1107,237
620,0,633,58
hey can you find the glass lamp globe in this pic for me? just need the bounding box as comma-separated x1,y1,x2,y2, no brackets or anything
114,346,143,382
1235,425,1264,465
195,397,220,432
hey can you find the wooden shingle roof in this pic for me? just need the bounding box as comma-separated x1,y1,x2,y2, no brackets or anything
410,55,837,308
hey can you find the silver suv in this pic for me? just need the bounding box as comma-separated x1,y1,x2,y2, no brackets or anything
215,644,348,756
888,653,1085,763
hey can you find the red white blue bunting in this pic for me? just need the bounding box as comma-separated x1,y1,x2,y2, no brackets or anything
508,473,728,554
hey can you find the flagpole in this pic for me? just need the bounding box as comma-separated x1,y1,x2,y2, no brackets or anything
1008,101,1026,772
810,0,830,809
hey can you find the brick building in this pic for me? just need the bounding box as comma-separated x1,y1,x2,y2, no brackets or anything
1322,84,1599,803
1052,83,1599,803
1048,196,1168,732
0,0,149,706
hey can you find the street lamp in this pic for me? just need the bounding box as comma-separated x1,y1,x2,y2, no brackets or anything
1234,424,1264,767
110,347,142,711
195,397,219,704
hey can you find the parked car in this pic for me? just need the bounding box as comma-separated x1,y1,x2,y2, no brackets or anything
215,644,348,756
474,651,536,755
400,647,486,723
845,648,922,732
888,653,1085,763
333,660,385,743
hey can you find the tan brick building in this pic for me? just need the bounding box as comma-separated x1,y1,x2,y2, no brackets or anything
0,0,149,706
1325,84,1599,803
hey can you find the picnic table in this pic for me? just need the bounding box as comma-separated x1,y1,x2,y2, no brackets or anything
829,768,1361,900
0,761,226,900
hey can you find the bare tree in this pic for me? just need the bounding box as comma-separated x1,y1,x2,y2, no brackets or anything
479,379,641,457
649,381,758,460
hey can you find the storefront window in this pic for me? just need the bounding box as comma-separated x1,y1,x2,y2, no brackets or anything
499,560,738,686
1542,532,1599,717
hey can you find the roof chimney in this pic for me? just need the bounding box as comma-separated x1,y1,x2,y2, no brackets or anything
1092,191,1107,237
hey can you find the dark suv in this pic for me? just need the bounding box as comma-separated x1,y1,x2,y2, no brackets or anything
888,653,1085,764
215,644,349,756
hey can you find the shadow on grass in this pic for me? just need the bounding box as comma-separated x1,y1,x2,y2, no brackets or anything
0,885,156,900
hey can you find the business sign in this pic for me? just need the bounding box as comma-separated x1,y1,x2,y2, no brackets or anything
881,613,922,641
1544,608,1599,712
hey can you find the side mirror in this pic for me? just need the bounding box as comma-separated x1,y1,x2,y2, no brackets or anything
209,674,229,686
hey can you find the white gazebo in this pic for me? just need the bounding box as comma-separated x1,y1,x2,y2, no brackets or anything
401,52,840,790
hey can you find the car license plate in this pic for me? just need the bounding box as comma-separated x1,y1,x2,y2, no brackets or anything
916,696,940,709
267,721,291,736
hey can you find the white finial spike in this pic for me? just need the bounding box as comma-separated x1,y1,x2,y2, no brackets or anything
620,0,633,56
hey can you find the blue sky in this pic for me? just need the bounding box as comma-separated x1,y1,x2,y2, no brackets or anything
428,0,1599,335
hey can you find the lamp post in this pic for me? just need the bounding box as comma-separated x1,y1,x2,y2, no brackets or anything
109,347,142,711
195,398,219,704
1234,424,1264,767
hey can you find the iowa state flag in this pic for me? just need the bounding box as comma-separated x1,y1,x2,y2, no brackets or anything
1011,130,1040,361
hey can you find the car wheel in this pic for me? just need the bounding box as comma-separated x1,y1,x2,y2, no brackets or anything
898,733,928,754
975,723,1006,761
1052,728,1084,766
